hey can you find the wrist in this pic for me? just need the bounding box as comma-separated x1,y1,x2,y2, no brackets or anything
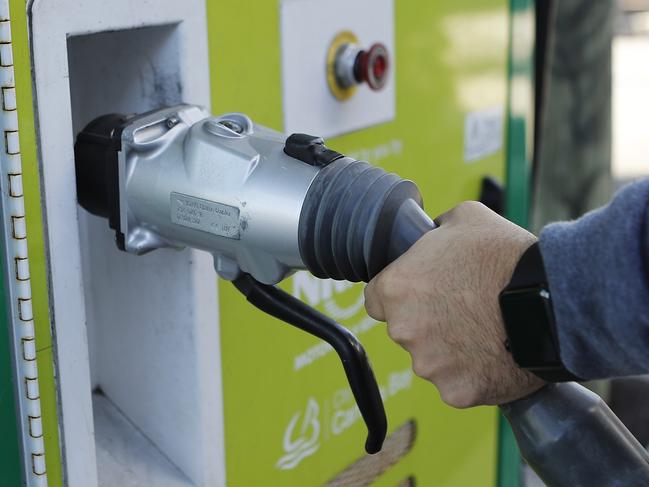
499,242,581,382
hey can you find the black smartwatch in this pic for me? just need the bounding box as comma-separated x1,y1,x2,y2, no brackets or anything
499,242,580,382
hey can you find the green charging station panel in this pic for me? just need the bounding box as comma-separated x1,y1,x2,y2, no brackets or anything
0,0,533,485
210,1,532,486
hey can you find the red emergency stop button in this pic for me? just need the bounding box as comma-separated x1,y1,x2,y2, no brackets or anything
327,32,391,100
355,43,390,91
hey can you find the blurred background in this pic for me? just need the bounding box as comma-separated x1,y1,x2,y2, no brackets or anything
614,0,649,184
526,1,649,484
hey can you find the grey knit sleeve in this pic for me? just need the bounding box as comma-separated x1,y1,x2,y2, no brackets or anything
539,178,649,379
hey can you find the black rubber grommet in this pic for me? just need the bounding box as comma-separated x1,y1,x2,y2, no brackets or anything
298,158,425,283
347,173,400,281
331,167,383,281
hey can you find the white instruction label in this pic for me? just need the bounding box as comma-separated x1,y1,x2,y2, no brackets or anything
170,192,240,239
464,106,504,162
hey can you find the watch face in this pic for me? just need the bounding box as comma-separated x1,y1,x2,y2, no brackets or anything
499,287,560,368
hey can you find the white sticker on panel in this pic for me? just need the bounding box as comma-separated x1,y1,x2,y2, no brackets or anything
464,106,504,162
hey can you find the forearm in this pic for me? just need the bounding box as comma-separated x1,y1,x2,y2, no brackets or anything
539,178,649,379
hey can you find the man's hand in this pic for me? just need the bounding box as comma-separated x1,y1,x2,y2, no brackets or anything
364,201,545,408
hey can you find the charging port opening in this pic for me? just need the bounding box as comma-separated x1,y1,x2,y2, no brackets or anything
28,1,221,484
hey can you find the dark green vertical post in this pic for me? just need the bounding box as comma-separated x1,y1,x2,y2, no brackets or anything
505,0,535,229
499,0,535,486
0,248,23,484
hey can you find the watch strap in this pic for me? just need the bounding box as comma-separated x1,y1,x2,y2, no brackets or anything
503,242,581,382
507,241,547,288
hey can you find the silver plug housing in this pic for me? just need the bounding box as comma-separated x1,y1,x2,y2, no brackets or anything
75,103,431,285
98,104,319,284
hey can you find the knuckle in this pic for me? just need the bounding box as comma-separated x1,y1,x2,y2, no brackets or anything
412,358,432,380
363,282,385,321
439,389,462,408
363,281,374,300
376,270,406,301
364,302,379,321
455,200,485,217
387,322,417,346
364,279,381,302
363,285,376,308
376,273,395,297
459,200,482,210
440,387,479,409
386,323,402,342
447,200,491,228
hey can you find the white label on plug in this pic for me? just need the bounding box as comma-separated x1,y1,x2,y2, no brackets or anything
464,106,504,162
171,192,240,239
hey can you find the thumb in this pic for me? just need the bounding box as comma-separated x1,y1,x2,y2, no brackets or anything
434,200,485,227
